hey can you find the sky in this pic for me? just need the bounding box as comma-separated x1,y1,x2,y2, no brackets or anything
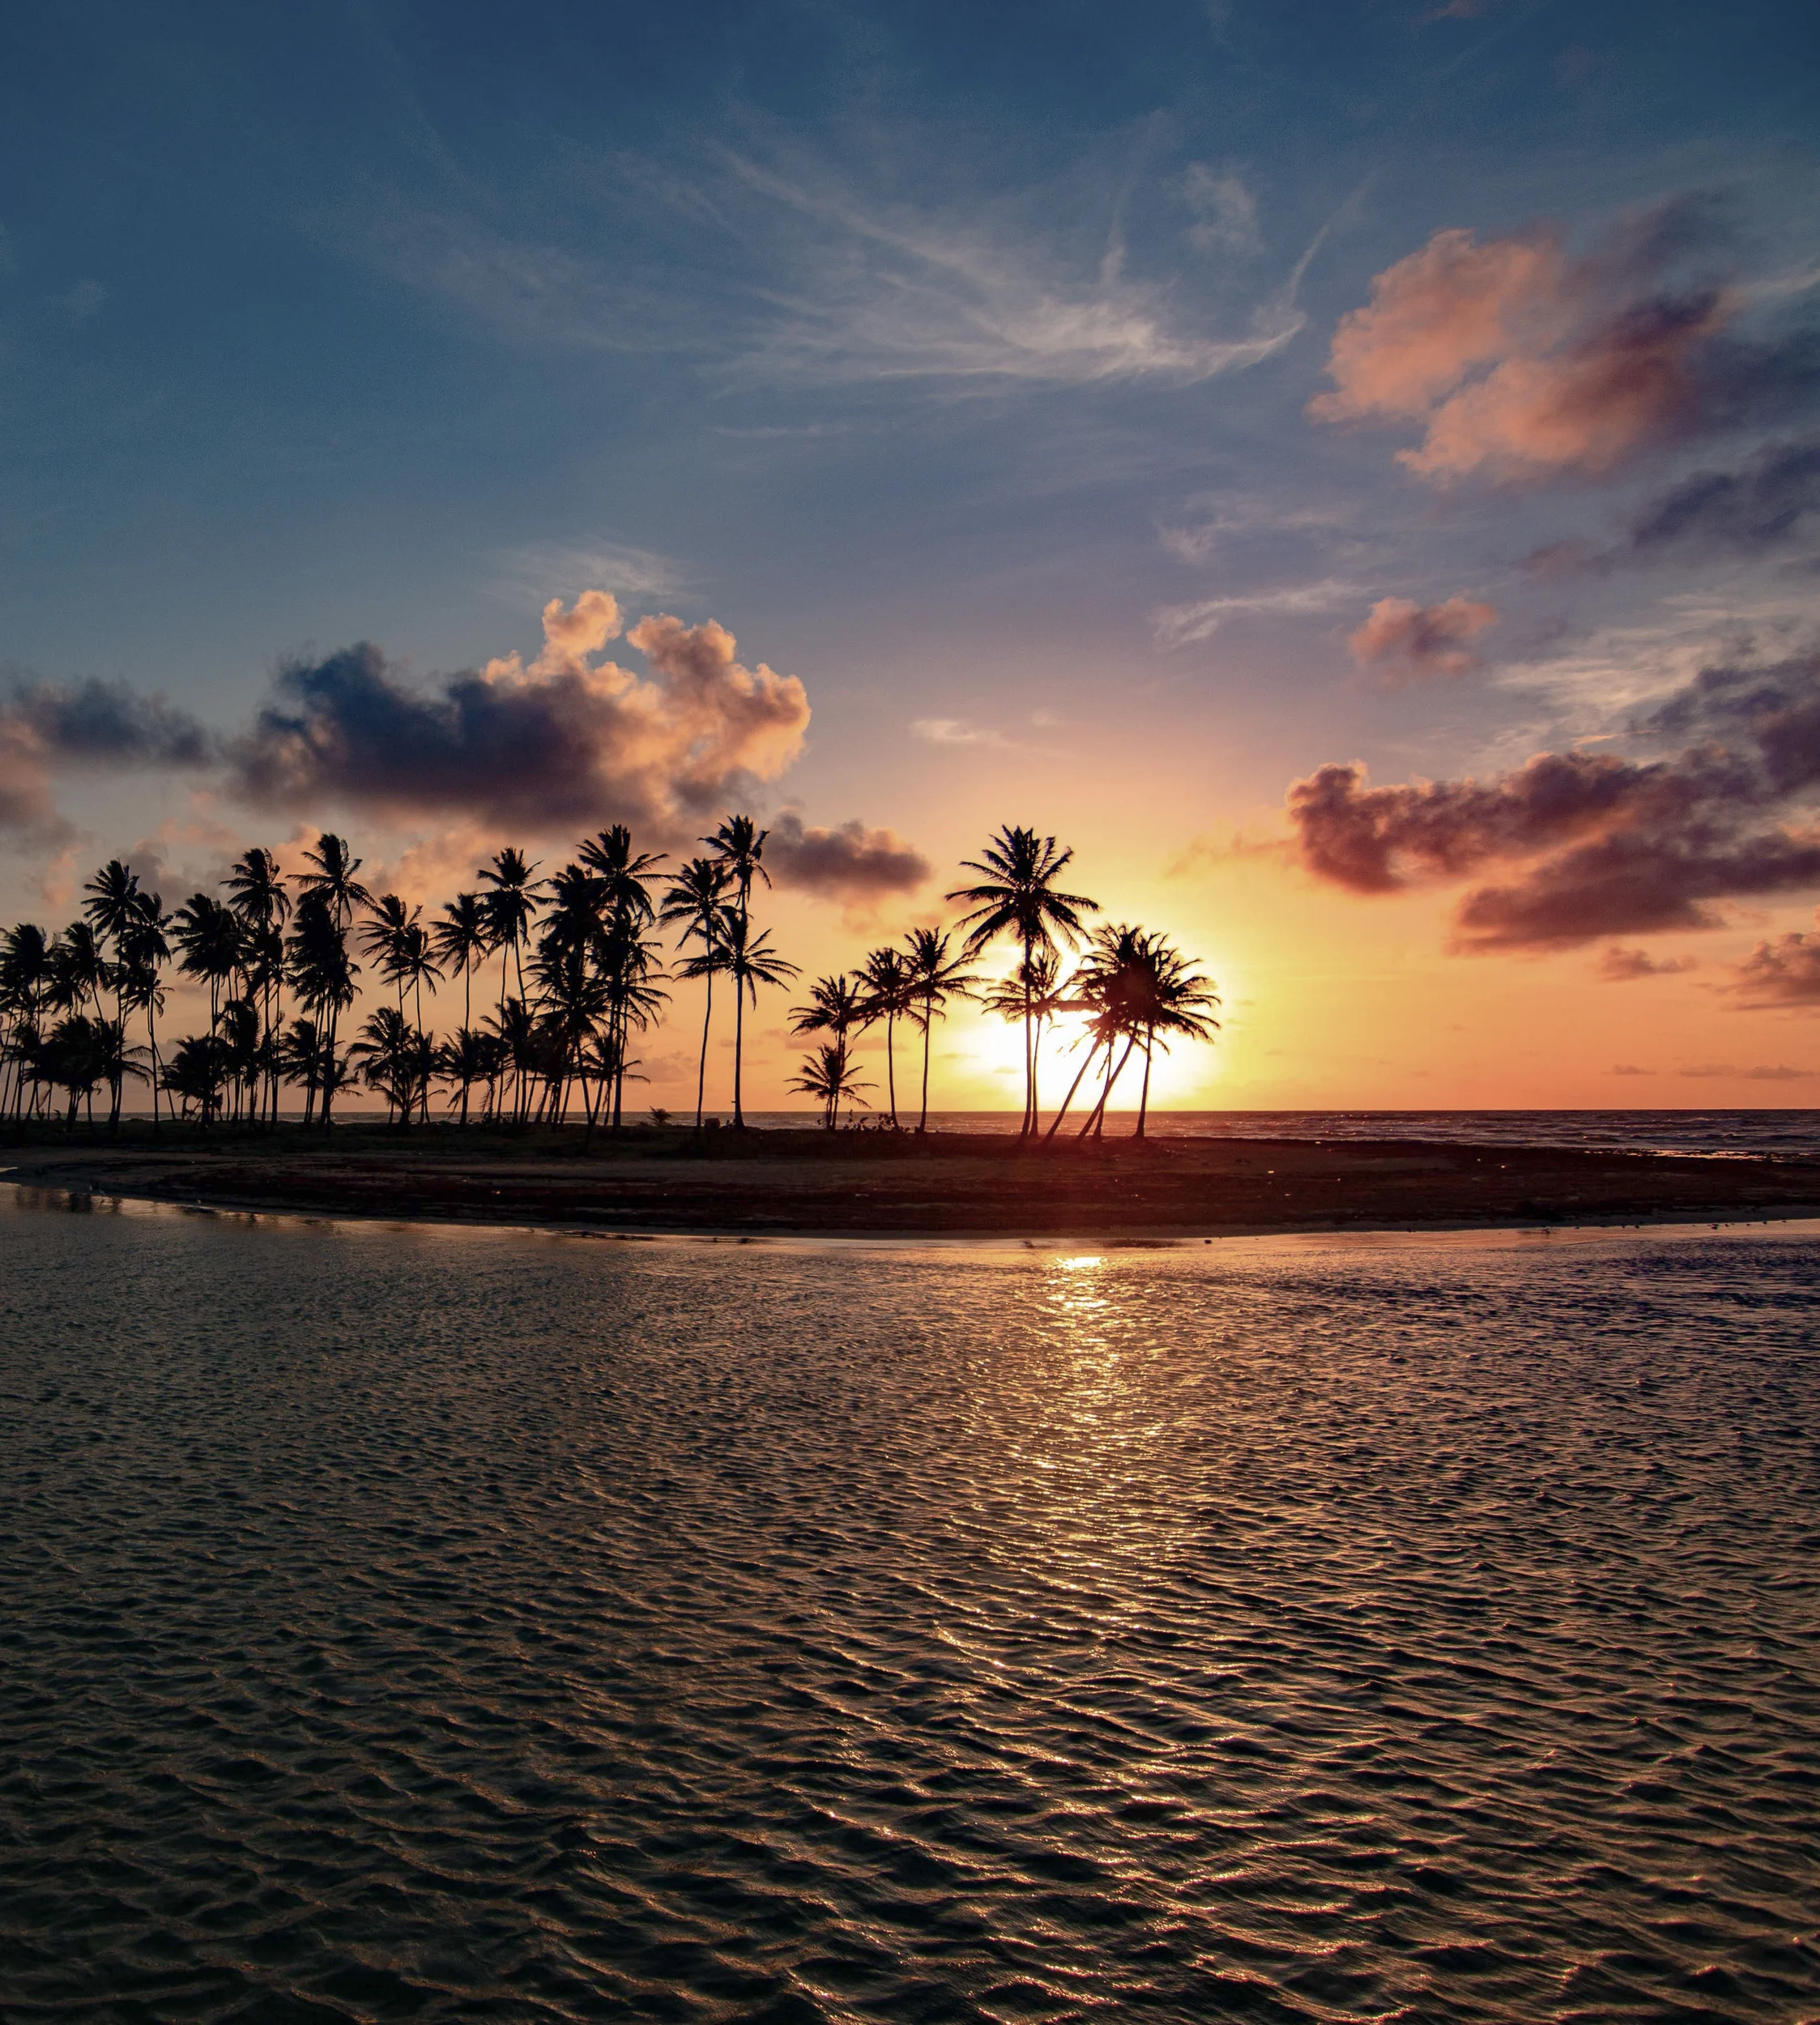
3,0,1818,1112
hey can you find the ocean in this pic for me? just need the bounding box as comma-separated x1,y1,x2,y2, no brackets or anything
2,1189,1817,2022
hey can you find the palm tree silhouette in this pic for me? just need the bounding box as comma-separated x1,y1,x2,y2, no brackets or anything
2,925,51,1122
225,849,290,1123
790,974,871,1123
479,848,543,1115
431,892,492,1041
789,1043,873,1129
117,902,170,1128
704,816,769,1127
948,827,1097,1135
82,860,143,1127
901,927,982,1134
286,890,358,1128
659,858,732,1128
722,911,798,1123
857,946,914,1127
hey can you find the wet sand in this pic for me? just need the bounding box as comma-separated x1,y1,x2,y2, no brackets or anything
8,1123,1820,1237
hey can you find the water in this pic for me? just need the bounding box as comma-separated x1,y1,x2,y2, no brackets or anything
754,1111,1820,1160
3,1193,1818,2023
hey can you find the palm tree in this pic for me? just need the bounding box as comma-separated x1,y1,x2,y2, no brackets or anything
704,816,769,1127
789,1043,873,1130
948,827,1097,1135
789,974,872,1119
857,946,914,1127
286,891,358,1128
165,1033,228,1124
431,892,492,1037
172,895,242,1034
659,858,733,1128
360,895,416,1012
296,833,371,929
83,860,143,1128
226,849,290,1123
579,825,666,927
436,1025,492,1128
722,912,798,1122
979,950,1072,1130
350,1005,425,1125
276,1017,328,1128
2,924,51,1121
1132,940,1221,1139
901,927,982,1134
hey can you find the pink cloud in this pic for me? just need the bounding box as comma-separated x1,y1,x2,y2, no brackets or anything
1309,210,1758,484
1349,594,1498,682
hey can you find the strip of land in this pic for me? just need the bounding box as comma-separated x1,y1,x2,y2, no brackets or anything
6,1124,1820,1238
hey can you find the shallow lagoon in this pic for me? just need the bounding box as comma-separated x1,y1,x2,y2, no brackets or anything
3,1193,1818,2022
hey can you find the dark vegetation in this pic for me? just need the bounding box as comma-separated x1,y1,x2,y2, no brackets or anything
2,821,1218,1143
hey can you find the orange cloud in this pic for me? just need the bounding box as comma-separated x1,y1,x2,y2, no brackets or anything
1349,595,1498,682
1310,212,1751,483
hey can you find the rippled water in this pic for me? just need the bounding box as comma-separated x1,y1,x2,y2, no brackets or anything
3,1195,1818,2023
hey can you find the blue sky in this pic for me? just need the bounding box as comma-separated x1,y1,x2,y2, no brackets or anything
4,0,1818,1103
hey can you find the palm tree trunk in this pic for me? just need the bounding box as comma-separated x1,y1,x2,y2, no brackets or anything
695,969,714,1129
1080,1037,1137,1139
919,999,932,1133
884,1009,897,1126
1136,1029,1155,1140
1044,1038,1103,1142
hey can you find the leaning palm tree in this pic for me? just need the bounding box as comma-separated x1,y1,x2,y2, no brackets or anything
948,827,1097,1136
901,927,982,1134
721,912,798,1126
789,1043,873,1130
659,858,733,1128
1132,940,1221,1139
704,816,769,1128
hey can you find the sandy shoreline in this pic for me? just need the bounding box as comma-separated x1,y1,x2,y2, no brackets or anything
6,1123,1820,1243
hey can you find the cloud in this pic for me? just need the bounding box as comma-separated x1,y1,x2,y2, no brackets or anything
1610,1063,1656,1076
1596,944,1699,980
231,593,811,837
1181,166,1260,257
911,717,1013,748
765,812,930,903
1679,1061,1815,1081
1729,931,1820,1006
0,671,214,837
731,156,1309,389
1349,595,1498,683
1628,437,1820,559
1310,202,1818,483
1153,580,1357,650
1285,645,1820,948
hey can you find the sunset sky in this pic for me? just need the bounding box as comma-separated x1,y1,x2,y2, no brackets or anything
3,0,1818,1111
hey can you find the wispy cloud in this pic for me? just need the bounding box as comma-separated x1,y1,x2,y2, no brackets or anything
911,717,1015,748
492,539,689,608
726,154,1311,390
1153,580,1358,650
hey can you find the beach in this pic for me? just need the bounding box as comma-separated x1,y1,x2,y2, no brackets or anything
8,1121,1820,1238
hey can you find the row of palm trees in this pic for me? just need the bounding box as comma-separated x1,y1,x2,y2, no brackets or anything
1,821,1218,1138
